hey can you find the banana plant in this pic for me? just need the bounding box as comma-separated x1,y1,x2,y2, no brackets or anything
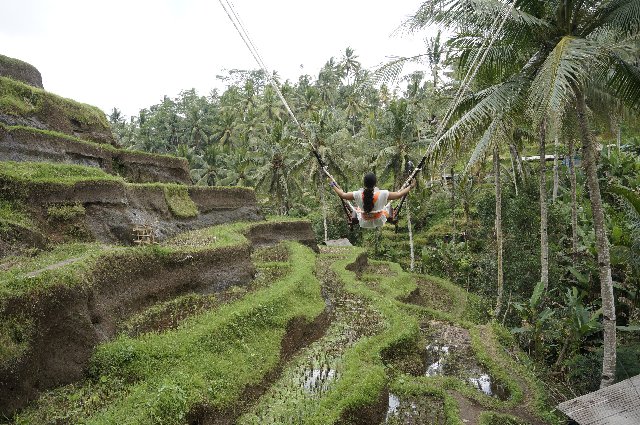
511,280,555,360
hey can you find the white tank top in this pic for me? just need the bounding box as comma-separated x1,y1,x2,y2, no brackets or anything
352,189,390,228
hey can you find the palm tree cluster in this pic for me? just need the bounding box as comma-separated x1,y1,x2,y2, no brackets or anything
110,1,640,397
409,0,640,389
110,49,444,218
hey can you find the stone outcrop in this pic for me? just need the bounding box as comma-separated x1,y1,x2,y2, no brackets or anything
0,54,43,89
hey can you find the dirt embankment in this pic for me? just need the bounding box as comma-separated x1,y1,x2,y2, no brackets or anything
2,182,262,245
0,221,319,416
0,244,255,415
246,220,318,252
0,126,191,184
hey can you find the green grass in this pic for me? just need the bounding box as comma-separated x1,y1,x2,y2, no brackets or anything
163,185,199,218
0,314,34,364
0,242,109,299
0,199,34,230
47,203,86,221
0,54,35,69
478,412,530,425
294,248,419,424
164,221,251,251
0,161,124,186
14,242,325,424
5,223,561,424
0,219,306,304
0,76,109,130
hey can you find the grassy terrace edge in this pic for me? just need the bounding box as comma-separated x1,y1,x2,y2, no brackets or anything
297,249,419,424
14,242,324,424
0,161,251,190
0,76,109,130
321,252,559,424
0,123,189,164
0,220,303,302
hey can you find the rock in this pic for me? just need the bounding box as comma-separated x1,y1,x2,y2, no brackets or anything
325,238,353,246
0,54,43,89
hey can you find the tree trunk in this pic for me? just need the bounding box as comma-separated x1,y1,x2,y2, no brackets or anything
510,143,527,180
509,146,519,196
451,167,456,244
494,145,504,318
540,121,549,291
553,136,559,202
568,138,579,267
318,169,329,243
407,198,415,272
575,90,616,389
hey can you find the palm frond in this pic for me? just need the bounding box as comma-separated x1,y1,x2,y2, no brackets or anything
584,0,640,37
369,55,428,86
610,185,640,219
428,76,527,161
466,118,500,171
528,36,605,125
606,54,640,109
406,0,551,34
450,35,530,83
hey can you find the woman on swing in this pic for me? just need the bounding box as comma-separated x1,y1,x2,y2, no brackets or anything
329,172,416,228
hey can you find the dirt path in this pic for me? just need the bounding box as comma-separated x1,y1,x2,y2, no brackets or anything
477,326,548,425
25,257,85,277
450,391,484,425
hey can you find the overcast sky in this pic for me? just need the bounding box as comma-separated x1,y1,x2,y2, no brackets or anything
0,0,433,118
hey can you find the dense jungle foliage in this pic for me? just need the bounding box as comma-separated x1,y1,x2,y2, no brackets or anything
108,0,640,398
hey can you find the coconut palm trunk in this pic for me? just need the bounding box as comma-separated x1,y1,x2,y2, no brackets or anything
575,89,616,389
494,145,504,318
451,167,456,244
568,138,579,267
553,136,559,202
540,121,549,291
407,198,415,271
318,169,329,243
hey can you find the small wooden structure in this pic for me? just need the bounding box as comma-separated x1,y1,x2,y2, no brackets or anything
132,224,156,245
558,374,640,425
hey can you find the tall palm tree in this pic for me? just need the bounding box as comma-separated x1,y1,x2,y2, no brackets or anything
426,30,445,88
254,121,300,214
411,0,640,388
376,98,418,189
339,47,361,86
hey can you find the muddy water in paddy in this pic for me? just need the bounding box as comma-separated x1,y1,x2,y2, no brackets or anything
237,249,385,424
383,321,511,424
384,393,446,425
419,321,509,400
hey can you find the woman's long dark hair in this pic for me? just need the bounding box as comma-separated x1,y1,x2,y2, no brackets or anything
363,173,377,213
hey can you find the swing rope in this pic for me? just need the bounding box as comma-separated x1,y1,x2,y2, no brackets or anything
217,0,355,225
392,0,516,221
219,0,515,229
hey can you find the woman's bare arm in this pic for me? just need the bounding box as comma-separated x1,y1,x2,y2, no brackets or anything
388,179,416,200
330,182,355,200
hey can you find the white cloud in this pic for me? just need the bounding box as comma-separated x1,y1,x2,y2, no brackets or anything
0,0,435,118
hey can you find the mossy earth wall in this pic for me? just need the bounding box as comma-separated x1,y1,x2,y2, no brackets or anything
0,220,317,415
0,162,262,245
0,125,192,184
0,54,43,89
